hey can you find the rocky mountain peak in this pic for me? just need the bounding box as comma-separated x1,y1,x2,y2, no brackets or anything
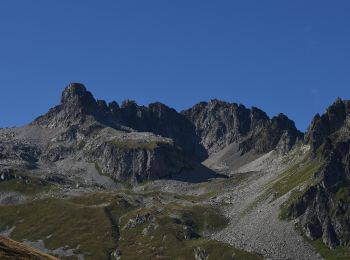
306,98,350,151
61,83,97,111
33,83,111,128
183,100,302,156
288,98,350,249
121,99,138,109
271,113,298,131
326,98,347,133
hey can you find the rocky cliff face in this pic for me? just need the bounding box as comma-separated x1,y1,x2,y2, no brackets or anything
34,83,122,129
305,98,349,152
116,100,207,161
83,128,188,183
6,83,189,184
288,99,350,248
34,83,206,161
183,100,303,156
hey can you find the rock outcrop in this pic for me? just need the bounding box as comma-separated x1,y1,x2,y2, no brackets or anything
183,100,303,156
83,128,188,183
305,98,349,152
288,98,350,248
0,133,41,170
34,83,122,129
117,101,207,161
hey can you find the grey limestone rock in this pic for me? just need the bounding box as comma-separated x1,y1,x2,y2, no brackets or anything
288,98,350,248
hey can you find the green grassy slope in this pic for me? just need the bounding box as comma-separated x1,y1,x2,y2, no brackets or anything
0,188,261,260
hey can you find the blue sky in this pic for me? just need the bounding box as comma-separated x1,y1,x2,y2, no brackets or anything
0,1,349,131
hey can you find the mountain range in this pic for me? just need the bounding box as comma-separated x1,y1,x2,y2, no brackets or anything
0,83,349,260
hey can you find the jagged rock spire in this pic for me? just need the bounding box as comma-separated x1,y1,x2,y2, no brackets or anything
61,83,97,110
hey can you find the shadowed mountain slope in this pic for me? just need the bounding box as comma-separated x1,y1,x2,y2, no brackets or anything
286,99,350,249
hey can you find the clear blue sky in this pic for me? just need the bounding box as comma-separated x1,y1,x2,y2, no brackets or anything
1,1,349,131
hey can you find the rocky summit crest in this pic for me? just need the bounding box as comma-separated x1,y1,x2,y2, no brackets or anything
11,83,303,183
60,83,96,109
34,83,118,128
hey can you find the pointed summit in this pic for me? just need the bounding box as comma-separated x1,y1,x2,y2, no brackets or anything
61,83,97,110
305,98,349,151
33,83,102,128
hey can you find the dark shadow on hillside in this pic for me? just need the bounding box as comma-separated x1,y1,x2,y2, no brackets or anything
169,163,227,183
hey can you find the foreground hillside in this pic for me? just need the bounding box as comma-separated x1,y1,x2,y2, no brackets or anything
0,235,58,260
0,175,262,259
1,83,350,259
